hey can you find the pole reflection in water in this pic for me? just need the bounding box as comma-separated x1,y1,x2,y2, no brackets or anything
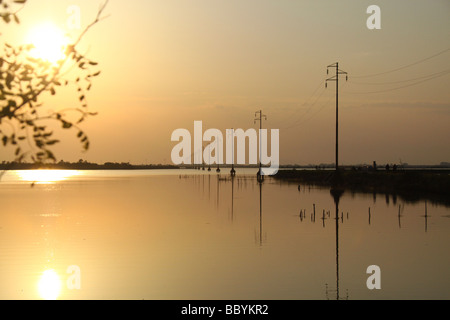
255,179,267,246
259,180,262,246
217,173,220,208
327,187,349,300
231,175,234,221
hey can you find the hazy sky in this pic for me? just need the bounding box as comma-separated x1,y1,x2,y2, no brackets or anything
2,0,450,165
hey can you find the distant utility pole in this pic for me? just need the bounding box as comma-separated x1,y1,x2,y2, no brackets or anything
326,63,348,171
230,128,236,177
254,110,267,179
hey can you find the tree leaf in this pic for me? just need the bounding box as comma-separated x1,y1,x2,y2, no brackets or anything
46,140,60,145
62,121,72,129
2,14,11,24
46,150,56,161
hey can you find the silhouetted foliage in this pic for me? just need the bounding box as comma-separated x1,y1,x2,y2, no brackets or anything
0,0,107,163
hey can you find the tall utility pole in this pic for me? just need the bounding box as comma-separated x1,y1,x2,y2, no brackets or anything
254,110,267,180
326,63,348,171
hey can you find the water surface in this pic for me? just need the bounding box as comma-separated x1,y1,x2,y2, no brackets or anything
0,169,449,300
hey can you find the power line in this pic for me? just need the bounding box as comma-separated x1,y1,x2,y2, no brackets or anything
346,69,450,94
278,86,327,128
281,91,334,130
352,47,450,79
275,48,450,130
348,68,450,86
274,77,326,128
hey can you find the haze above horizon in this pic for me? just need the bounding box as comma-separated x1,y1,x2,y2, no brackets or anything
1,0,449,166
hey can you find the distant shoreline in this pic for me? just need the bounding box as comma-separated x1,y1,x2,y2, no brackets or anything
273,168,450,206
2,161,449,205
0,162,180,171
1,161,449,171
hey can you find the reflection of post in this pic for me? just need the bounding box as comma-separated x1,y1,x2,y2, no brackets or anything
216,174,220,208
259,180,263,246
330,187,344,300
424,201,428,233
231,176,235,221
322,209,326,228
208,174,211,201
334,191,340,300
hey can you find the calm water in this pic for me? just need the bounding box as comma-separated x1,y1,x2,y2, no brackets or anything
0,169,449,300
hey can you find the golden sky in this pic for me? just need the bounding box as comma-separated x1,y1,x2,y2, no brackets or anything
2,0,450,165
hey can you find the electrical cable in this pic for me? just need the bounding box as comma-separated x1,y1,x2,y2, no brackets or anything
351,47,450,79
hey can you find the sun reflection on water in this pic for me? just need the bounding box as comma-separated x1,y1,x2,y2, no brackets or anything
38,269,62,300
15,170,79,184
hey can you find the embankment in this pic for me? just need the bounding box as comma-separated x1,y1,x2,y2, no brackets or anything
274,169,450,206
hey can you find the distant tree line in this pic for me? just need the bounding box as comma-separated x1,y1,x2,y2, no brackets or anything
0,160,179,170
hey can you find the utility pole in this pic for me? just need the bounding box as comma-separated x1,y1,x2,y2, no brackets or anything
326,63,348,171
230,128,236,177
254,110,267,182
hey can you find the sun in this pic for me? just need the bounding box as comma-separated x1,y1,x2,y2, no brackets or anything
26,22,70,64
